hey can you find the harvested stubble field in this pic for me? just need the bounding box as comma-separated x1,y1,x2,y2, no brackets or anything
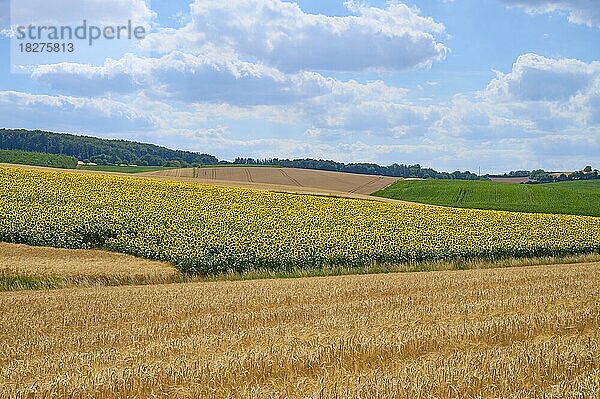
140,166,399,195
0,262,599,398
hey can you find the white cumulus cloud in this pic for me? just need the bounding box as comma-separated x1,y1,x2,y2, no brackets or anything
484,53,600,102
31,47,410,109
500,0,600,27
0,91,156,133
142,0,448,72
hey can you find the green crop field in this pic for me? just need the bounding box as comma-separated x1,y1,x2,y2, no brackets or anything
374,179,600,217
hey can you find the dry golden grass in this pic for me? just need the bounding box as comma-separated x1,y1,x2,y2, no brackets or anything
0,243,177,287
1,262,599,398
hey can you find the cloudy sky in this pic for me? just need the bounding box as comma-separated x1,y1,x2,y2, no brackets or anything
1,0,600,172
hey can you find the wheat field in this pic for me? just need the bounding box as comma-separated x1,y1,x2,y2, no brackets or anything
1,262,598,398
0,243,178,291
0,243,176,279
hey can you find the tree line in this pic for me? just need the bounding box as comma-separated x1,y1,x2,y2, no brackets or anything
0,149,78,169
0,129,218,167
495,166,600,183
233,158,481,180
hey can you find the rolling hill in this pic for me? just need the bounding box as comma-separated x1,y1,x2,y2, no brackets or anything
0,129,218,167
139,167,399,195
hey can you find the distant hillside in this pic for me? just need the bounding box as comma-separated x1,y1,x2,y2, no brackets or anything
0,129,218,167
0,128,481,180
0,149,77,169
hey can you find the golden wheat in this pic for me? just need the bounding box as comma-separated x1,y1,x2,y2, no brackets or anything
0,262,598,398
0,242,176,279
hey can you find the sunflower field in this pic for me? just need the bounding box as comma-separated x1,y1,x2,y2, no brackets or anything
1,166,600,274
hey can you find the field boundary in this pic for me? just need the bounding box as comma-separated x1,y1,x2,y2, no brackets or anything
3,241,600,292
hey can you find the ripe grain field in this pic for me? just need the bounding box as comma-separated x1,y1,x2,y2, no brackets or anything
0,243,178,291
0,262,599,398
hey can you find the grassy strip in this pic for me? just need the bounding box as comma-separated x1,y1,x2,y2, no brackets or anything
3,252,600,292
201,252,600,282
0,276,69,291
0,274,189,292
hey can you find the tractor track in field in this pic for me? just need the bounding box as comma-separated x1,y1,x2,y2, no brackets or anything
349,176,384,194
279,169,302,187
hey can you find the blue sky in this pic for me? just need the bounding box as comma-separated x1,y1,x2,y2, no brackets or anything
1,0,600,172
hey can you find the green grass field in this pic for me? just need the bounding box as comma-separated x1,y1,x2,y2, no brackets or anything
374,179,600,217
